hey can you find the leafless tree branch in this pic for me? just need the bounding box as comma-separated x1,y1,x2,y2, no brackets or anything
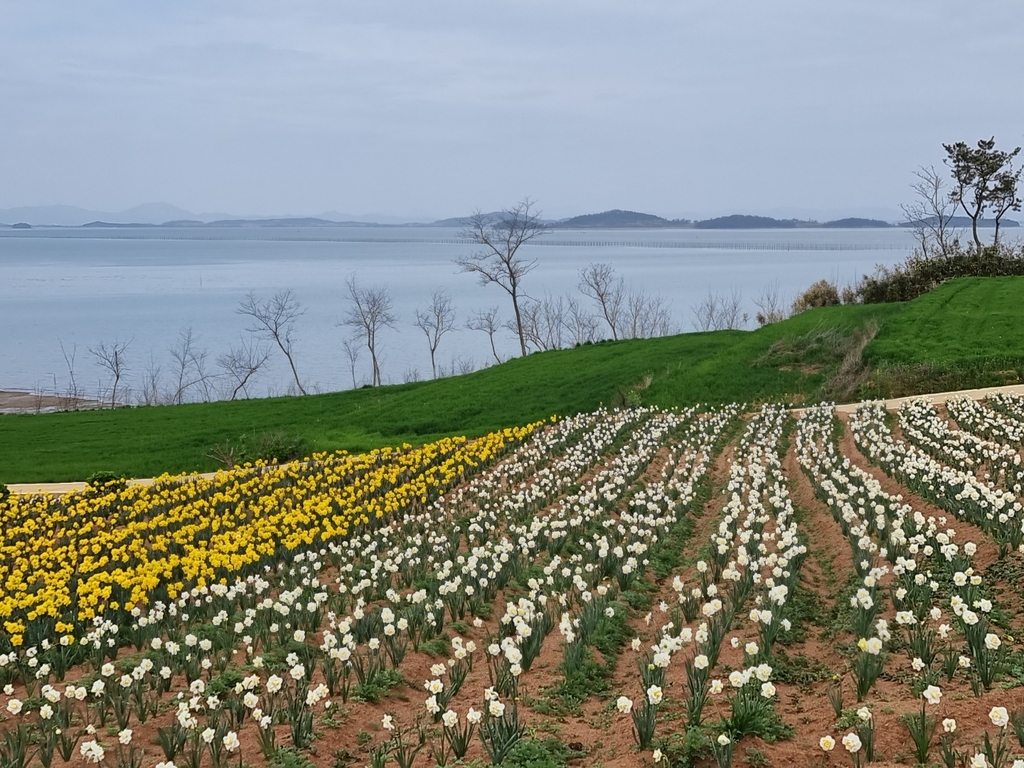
217,336,271,400
626,289,674,338
341,334,362,389
89,338,132,408
578,262,625,340
237,289,307,395
414,289,457,379
57,338,82,410
168,326,214,404
341,274,397,387
753,281,788,327
691,289,747,332
455,198,548,357
466,306,504,365
900,165,962,258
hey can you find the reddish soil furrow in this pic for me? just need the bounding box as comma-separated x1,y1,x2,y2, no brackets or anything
782,440,854,613
838,413,1001,572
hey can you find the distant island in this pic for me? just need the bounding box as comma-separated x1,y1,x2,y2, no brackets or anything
554,210,692,228
63,209,904,230
550,210,894,230
10,204,1017,231
67,211,900,230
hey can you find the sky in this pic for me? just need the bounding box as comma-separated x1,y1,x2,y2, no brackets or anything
2,1,1023,222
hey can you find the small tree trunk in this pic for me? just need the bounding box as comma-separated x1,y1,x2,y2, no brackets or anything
283,350,307,395
488,332,500,365
371,352,381,386
511,288,528,357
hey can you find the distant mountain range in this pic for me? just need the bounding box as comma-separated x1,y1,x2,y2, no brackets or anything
552,210,895,229
0,203,217,226
0,204,412,227
5,203,1016,231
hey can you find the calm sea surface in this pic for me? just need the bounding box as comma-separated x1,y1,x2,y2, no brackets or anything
1,226,924,397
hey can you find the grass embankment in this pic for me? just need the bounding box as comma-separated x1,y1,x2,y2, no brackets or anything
862,276,1024,397
3,276,1023,483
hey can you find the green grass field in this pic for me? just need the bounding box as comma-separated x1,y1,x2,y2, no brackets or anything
865,276,1024,366
3,277,1023,483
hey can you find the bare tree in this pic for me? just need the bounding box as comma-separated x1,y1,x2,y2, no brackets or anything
341,335,362,389
137,354,163,406
578,262,626,340
564,295,599,346
168,326,213,404
455,198,548,357
414,289,457,379
192,347,216,403
467,306,504,365
691,289,747,332
518,299,543,352
217,337,271,400
753,281,788,327
717,288,748,330
625,289,674,338
57,338,83,410
32,381,46,414
516,295,567,352
237,289,307,395
901,166,962,258
89,338,132,408
691,291,719,333
342,275,397,387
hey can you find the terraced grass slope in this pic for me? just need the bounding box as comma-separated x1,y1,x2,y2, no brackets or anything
861,276,1024,397
2,276,1023,483
866,276,1024,366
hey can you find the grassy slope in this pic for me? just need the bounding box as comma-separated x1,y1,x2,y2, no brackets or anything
865,276,1024,366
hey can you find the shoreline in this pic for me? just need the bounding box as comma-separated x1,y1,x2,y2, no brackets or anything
0,389,102,414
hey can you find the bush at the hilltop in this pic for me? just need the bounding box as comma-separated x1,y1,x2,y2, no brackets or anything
791,279,841,313
847,244,1024,304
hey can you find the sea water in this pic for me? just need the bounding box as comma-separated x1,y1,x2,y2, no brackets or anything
1,226,920,398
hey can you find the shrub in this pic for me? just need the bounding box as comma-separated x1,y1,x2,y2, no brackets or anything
791,280,841,314
849,243,1024,304
270,747,316,768
206,430,310,469
505,737,586,768
85,471,127,492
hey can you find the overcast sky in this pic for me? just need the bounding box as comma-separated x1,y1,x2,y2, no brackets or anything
2,1,1023,221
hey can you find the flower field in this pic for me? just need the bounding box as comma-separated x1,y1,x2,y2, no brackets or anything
4,398,1024,767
